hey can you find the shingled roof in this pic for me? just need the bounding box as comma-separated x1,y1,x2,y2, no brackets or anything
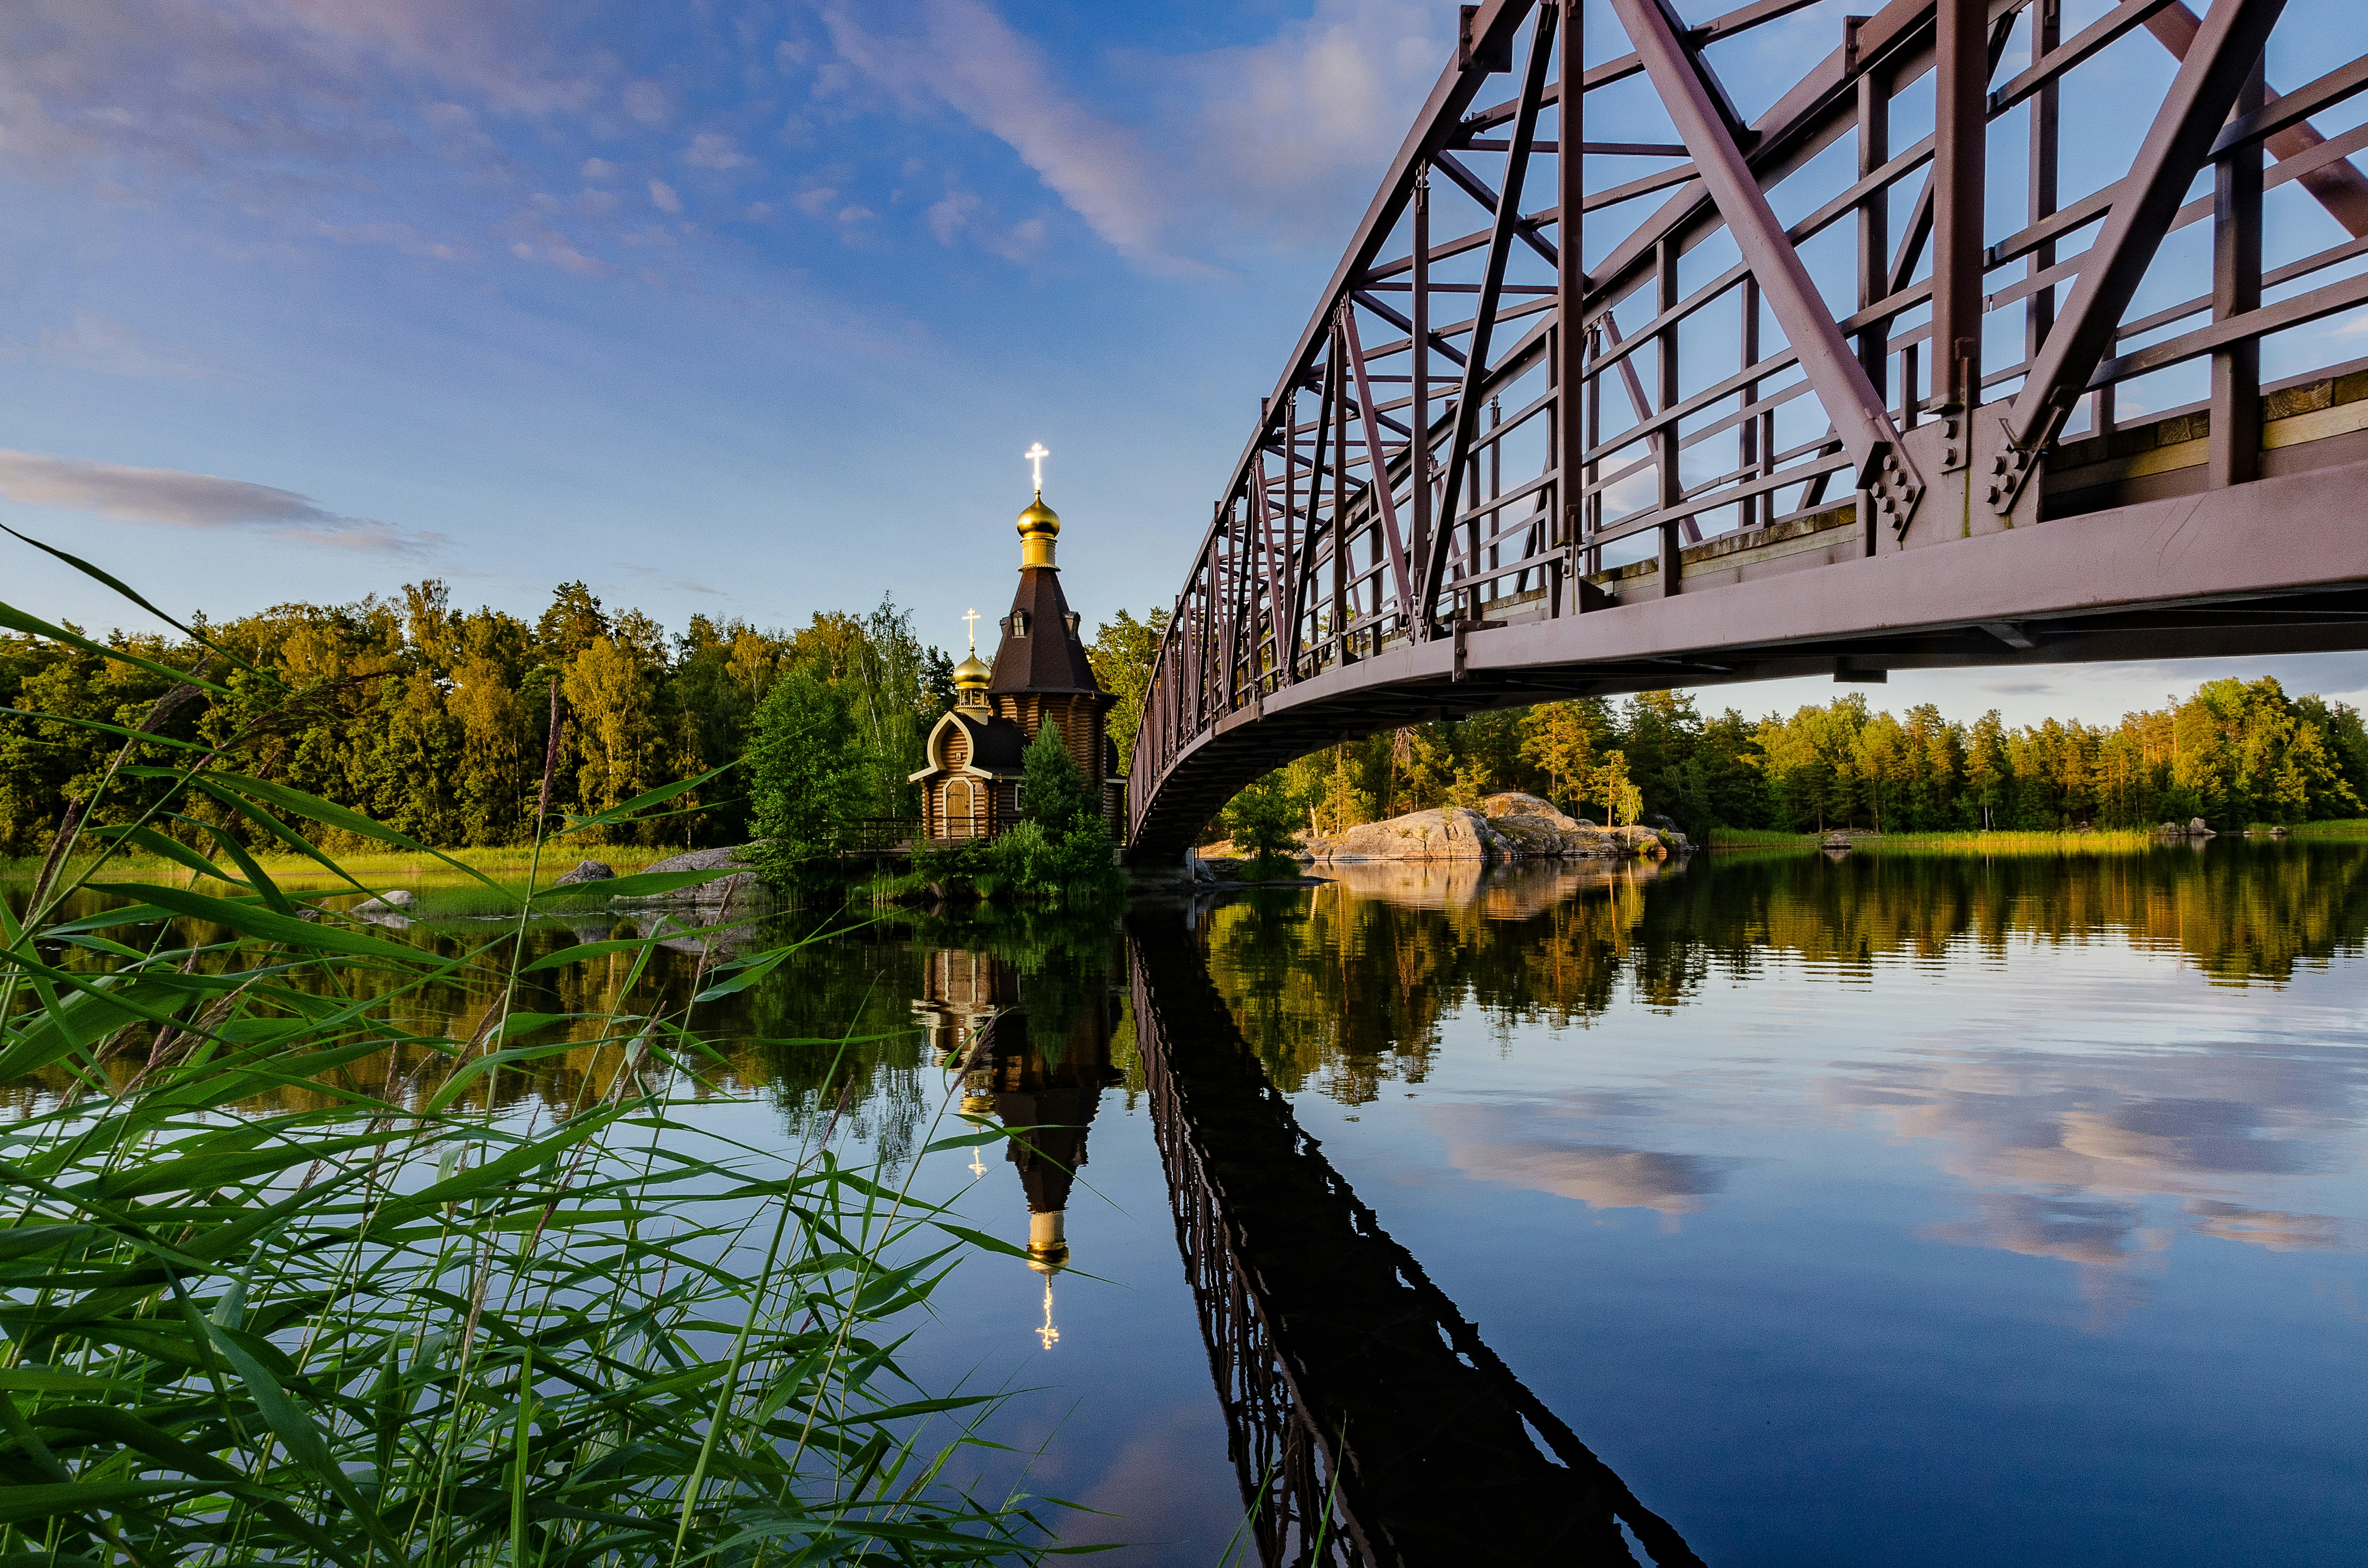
947,710,1027,774
987,565,1107,698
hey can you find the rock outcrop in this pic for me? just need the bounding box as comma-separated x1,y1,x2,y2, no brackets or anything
1475,791,1680,859
555,859,615,885
641,846,757,876
1308,807,1509,862
613,845,767,918
352,889,415,913
1300,801,1680,863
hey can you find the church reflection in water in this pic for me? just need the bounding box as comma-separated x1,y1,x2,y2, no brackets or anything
913,944,1123,1345
913,931,1698,1568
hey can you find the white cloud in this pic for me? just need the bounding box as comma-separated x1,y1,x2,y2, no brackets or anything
683,131,751,170
313,220,464,260
0,448,430,551
508,221,612,274
0,0,600,180
812,0,1448,271
1166,0,1446,245
924,183,1045,261
580,157,622,182
817,0,1196,272
1,311,226,380
622,78,670,126
926,188,978,244
649,177,681,214
995,215,1047,261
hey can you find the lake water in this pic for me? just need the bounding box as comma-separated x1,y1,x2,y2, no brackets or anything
8,841,2367,1565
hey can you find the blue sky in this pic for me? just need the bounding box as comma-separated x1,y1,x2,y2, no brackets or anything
3,0,2365,730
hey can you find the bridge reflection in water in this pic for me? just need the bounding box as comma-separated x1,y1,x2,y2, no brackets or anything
1128,918,1700,1568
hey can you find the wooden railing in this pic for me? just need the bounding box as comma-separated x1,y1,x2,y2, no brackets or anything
840,818,925,854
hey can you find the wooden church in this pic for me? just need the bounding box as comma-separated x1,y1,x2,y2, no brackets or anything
910,456,1121,841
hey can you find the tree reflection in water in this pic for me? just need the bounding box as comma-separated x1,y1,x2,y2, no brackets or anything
1197,842,2368,1104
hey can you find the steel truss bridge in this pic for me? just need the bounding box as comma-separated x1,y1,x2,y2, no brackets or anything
1125,0,2368,858
1128,917,1700,1566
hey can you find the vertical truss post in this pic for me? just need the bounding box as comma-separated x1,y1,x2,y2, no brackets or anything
1412,169,1432,636
1481,396,1500,613
1584,324,1602,576
1555,0,1585,614
1739,278,1761,532
1609,0,1925,532
1996,0,2291,509
1655,237,1684,594
1290,365,1332,676
1423,0,1558,632
1856,54,1890,557
1933,0,1988,415
2211,57,2266,488
1222,502,1246,710
1855,61,1890,397
2026,0,2061,368
1195,557,1214,733
1331,341,1350,664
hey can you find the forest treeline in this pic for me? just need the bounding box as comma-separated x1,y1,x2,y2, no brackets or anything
0,579,1169,858
1241,676,2368,837
5,572,2362,856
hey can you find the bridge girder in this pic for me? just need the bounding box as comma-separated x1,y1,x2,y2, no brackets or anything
1127,0,2368,859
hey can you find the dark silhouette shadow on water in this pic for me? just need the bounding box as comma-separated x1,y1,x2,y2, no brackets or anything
1128,914,1702,1568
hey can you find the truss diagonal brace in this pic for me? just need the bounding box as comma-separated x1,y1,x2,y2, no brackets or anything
1994,0,2292,514
1608,0,1924,531
1340,306,1415,617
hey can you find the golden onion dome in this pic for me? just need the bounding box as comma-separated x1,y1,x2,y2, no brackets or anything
953,651,990,683
1017,494,1060,538
1017,493,1061,569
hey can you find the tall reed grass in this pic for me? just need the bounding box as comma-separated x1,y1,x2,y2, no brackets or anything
0,575,1060,1564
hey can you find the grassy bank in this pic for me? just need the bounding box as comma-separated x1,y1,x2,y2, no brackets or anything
1,842,680,886
2288,819,2368,837
1707,827,2164,854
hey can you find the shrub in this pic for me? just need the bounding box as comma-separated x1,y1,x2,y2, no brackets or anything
746,669,868,889
1221,772,1302,868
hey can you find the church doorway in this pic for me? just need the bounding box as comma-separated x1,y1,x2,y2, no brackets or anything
944,778,980,839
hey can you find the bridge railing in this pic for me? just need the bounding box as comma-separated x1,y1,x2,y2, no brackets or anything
1129,0,2368,850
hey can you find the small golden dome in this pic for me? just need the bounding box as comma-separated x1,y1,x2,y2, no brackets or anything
952,651,990,706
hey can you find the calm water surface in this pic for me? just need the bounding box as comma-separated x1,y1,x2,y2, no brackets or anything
9,842,2367,1564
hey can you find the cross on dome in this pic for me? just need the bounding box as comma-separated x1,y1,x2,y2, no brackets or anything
962,607,979,654
1024,442,1049,494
